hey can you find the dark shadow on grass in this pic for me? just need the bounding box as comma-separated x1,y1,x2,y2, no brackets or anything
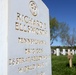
66,63,76,68
66,63,69,67
73,63,76,67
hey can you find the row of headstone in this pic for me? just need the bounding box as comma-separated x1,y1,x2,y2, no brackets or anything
52,48,76,56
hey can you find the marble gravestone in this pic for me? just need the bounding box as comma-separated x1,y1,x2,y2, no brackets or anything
0,0,52,75
68,49,70,54
72,49,74,55
54,50,56,55
56,48,60,56
63,49,66,55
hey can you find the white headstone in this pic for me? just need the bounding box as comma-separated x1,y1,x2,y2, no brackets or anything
63,49,66,55
68,49,71,55
0,0,52,75
54,50,56,55
72,49,74,55
56,48,60,56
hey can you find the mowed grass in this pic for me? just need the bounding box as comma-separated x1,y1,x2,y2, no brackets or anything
52,55,76,75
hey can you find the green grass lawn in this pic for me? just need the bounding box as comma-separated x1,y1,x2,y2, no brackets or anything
52,55,76,75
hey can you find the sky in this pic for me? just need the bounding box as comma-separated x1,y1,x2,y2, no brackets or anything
42,0,76,46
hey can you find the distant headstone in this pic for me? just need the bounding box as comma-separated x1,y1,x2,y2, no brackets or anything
72,49,74,55
56,48,60,56
0,0,52,75
54,50,56,55
68,49,70,54
63,49,66,55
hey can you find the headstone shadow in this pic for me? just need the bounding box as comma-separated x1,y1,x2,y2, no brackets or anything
66,63,76,68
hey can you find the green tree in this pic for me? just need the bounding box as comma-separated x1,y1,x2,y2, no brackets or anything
59,22,70,45
50,17,76,47
50,17,60,45
60,23,76,47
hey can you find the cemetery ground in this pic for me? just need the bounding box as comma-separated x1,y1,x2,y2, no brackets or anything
52,55,76,75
